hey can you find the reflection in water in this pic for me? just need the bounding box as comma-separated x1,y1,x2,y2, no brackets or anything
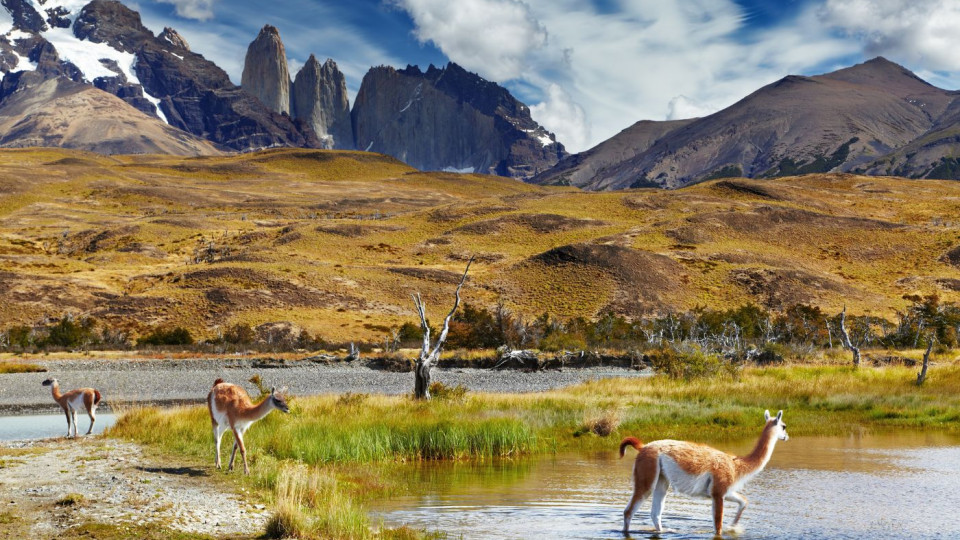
0,413,117,441
370,433,960,539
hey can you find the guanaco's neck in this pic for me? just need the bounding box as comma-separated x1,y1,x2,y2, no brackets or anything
735,423,777,479
49,382,63,402
241,396,275,422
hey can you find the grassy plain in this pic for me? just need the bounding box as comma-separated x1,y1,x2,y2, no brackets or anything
108,364,960,538
0,148,957,342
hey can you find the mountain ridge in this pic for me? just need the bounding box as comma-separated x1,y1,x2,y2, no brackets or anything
534,57,960,189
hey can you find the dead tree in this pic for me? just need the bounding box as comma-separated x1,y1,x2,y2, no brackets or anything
838,306,861,368
916,338,935,386
411,258,473,400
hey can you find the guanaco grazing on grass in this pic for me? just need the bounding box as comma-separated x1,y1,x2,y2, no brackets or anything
619,410,789,536
41,378,102,438
207,378,289,474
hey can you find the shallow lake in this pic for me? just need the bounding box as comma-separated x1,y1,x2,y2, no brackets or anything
369,432,960,539
0,412,117,441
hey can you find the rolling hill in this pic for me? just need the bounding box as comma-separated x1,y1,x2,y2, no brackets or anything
0,147,958,342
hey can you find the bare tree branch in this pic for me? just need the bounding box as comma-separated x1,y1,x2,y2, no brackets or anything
839,306,861,368
917,337,934,386
430,257,473,359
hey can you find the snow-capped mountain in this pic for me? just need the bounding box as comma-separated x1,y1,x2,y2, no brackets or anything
0,0,317,153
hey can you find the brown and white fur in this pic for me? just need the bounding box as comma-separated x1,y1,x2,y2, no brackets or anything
207,378,289,474
41,378,102,438
619,410,788,536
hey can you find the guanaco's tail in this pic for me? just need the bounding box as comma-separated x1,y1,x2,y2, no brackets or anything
213,378,224,387
619,436,643,458
93,389,102,405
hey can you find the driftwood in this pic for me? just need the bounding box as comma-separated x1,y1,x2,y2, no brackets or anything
411,258,473,399
838,306,861,368
916,338,934,386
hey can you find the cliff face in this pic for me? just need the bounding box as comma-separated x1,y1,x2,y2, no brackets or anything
241,25,291,115
351,62,566,179
291,55,353,149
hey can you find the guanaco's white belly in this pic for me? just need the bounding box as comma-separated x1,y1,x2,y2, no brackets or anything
659,455,713,498
66,394,86,411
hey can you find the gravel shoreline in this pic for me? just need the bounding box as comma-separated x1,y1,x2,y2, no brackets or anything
0,357,649,415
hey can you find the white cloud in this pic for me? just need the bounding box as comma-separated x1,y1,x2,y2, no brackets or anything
819,0,960,71
157,0,217,21
666,96,715,121
530,83,589,151
392,0,547,82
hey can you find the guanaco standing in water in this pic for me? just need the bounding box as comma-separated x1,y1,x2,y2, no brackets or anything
207,378,289,474
41,378,102,438
619,410,789,536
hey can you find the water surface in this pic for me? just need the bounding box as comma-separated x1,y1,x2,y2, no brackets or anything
0,413,117,441
370,432,960,539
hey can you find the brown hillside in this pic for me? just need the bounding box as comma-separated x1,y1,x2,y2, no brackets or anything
0,147,957,342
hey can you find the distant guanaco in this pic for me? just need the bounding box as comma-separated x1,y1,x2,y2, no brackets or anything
207,378,290,474
619,410,789,536
41,378,102,438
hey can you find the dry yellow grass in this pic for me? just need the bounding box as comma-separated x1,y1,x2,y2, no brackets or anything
0,149,957,342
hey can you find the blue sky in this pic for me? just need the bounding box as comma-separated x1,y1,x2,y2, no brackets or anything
130,0,960,152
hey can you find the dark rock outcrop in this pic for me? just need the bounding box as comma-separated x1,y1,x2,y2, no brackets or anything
241,25,291,115
291,55,352,149
351,62,566,179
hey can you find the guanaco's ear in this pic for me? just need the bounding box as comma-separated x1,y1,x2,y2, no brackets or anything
764,410,771,421
270,386,276,395
776,410,783,422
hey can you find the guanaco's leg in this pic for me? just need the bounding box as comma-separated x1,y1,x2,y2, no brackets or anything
624,453,658,533
712,494,725,536
228,439,239,471
725,491,748,525
650,475,670,532
63,407,72,438
213,423,226,469
71,409,79,438
234,428,249,475
86,404,96,435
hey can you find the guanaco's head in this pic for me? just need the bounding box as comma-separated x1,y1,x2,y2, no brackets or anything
41,378,58,387
764,409,789,441
270,387,290,414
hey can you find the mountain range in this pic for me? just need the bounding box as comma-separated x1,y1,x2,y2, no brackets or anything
0,1,959,188
534,57,960,189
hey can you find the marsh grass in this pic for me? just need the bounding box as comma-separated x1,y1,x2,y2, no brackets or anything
0,362,46,374
109,365,960,539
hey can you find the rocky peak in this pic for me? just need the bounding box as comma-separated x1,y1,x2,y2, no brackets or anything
352,62,566,178
158,27,190,51
241,24,291,115
73,0,153,53
291,54,352,149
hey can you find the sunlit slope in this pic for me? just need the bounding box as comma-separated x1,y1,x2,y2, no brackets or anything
0,147,957,341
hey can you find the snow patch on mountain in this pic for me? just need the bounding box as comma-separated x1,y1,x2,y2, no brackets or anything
43,27,138,82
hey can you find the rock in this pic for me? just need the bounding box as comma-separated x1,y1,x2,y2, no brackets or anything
292,55,353,149
351,62,566,179
158,27,189,51
241,24,291,115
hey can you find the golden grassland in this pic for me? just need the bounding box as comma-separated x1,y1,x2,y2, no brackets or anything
107,363,960,539
0,147,958,342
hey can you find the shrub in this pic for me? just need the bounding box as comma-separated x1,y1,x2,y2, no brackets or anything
224,323,255,345
538,332,586,352
137,326,194,346
649,346,726,380
428,382,467,402
43,317,97,348
578,408,621,437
